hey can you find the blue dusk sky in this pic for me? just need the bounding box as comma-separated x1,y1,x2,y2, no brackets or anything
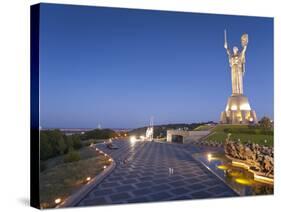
39,3,274,129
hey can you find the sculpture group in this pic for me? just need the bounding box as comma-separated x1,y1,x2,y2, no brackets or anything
224,137,273,178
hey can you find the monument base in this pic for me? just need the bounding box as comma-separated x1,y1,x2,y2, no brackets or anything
220,94,257,124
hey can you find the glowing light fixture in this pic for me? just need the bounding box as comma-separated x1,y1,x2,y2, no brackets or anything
217,165,228,170
207,153,212,162
86,177,91,182
54,198,62,204
235,178,253,186
103,165,107,169
240,103,251,110
130,136,136,144
231,105,237,110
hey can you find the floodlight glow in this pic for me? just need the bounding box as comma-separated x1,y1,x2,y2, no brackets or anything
54,198,62,204
235,178,253,186
207,153,212,162
130,136,136,143
240,103,251,110
231,105,237,110
217,165,228,170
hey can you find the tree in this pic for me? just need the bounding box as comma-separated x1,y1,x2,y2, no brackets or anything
66,135,73,152
46,129,67,155
72,134,82,149
259,116,273,130
81,129,117,140
40,132,53,160
57,137,67,155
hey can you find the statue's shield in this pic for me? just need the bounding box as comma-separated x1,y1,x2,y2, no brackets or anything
241,33,248,47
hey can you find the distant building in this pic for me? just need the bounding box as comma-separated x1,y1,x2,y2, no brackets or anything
145,117,154,141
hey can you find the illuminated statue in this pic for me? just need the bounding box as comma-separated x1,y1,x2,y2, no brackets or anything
224,30,248,95
220,30,257,124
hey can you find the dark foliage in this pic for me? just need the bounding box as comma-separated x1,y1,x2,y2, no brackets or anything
80,129,117,140
40,129,82,161
63,150,81,163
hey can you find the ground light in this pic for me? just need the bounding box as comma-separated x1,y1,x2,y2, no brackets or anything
235,178,254,186
130,136,136,144
217,165,229,170
103,165,107,169
207,153,212,162
54,198,62,205
86,177,91,182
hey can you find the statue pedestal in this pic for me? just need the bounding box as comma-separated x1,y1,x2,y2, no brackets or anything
220,94,257,124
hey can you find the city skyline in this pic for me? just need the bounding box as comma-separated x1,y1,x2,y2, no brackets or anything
39,4,274,128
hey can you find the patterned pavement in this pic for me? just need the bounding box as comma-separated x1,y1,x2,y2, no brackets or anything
77,140,237,206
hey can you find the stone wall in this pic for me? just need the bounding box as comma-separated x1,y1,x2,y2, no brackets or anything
166,130,210,143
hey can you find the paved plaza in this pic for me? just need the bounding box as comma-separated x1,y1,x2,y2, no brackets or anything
77,140,237,206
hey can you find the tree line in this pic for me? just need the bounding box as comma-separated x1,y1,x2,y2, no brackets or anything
40,128,118,161
40,129,82,161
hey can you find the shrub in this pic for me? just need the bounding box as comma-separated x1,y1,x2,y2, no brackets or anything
57,137,67,155
40,132,53,160
72,134,82,149
64,151,81,163
259,116,273,130
66,135,73,152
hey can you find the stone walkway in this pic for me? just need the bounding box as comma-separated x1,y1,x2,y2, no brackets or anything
77,140,237,206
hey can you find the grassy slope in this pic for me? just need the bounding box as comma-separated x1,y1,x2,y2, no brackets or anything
194,125,214,131
205,125,273,147
40,147,110,208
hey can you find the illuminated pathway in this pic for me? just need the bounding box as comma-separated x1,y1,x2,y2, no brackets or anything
77,140,237,206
